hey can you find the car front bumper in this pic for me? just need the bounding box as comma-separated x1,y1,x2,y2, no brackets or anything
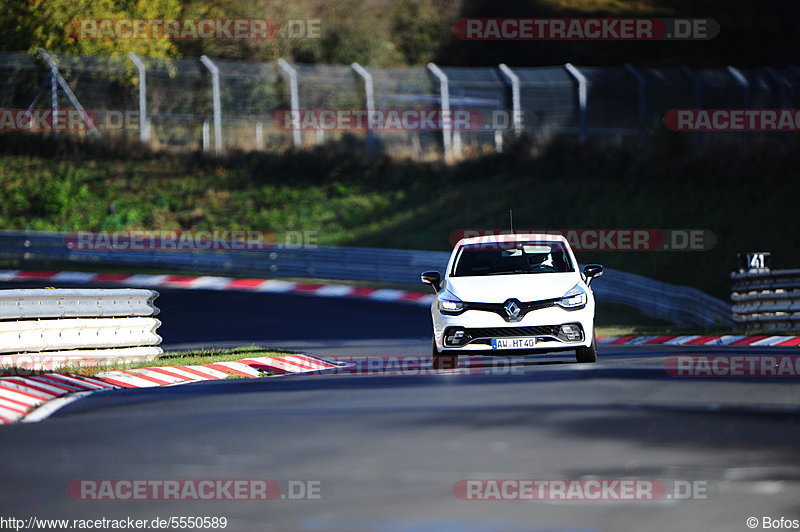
431,303,595,353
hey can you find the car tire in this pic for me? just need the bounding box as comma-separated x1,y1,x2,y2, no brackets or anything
575,333,598,363
432,339,459,369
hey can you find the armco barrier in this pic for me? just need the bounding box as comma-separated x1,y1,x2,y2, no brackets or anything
593,268,733,328
0,288,162,369
0,231,732,327
731,269,800,331
0,287,159,319
0,317,161,354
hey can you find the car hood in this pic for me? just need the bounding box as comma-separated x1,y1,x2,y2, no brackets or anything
444,273,580,303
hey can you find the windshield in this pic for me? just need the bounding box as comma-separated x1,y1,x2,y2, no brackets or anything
451,241,575,277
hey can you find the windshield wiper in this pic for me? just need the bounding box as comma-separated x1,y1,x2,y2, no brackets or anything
483,270,528,275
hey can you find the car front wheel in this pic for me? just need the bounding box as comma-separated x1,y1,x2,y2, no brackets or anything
432,338,459,369
575,333,598,363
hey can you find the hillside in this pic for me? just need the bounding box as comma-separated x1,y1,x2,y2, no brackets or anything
0,133,797,299
1,0,798,67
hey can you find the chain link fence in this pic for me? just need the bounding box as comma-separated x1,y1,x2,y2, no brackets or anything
2,49,800,158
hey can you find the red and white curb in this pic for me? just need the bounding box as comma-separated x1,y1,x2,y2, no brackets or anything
0,354,341,425
0,270,434,306
598,335,800,347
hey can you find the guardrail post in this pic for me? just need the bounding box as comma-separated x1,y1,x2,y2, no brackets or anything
352,62,377,153
128,53,151,143
625,64,647,131
726,66,749,107
498,63,522,137
681,66,703,146
564,63,588,142
765,67,792,108
199,56,222,156
427,62,454,161
278,58,302,148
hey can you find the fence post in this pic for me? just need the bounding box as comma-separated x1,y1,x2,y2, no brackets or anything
277,58,302,148
498,63,522,136
625,64,646,131
564,63,588,142
199,56,222,156
427,62,453,161
49,59,57,132
255,122,264,150
128,53,150,143
202,120,210,152
726,66,749,107
351,62,377,152
37,49,97,134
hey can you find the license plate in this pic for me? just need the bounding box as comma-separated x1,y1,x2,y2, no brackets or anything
491,338,537,350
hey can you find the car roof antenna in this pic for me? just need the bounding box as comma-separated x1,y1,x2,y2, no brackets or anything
509,209,514,234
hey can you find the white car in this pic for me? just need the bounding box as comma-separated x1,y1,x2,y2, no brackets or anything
421,233,603,369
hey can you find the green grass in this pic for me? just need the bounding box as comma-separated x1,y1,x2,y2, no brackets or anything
0,346,293,378
1,133,798,302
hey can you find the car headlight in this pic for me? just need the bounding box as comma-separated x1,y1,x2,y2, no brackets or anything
557,284,587,309
438,293,465,314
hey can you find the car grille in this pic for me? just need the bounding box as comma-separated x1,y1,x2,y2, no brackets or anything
467,300,557,312
464,299,559,321
463,325,561,340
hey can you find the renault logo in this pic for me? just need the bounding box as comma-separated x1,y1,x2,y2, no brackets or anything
503,299,521,321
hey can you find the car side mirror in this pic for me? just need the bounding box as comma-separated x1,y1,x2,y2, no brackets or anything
583,264,604,284
420,271,441,292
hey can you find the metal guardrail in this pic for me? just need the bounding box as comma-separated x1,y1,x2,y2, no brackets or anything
0,316,161,354
0,231,733,327
595,268,732,328
0,287,162,369
0,288,159,320
731,269,800,331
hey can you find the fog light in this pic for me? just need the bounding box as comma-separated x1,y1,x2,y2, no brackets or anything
445,329,466,346
560,324,582,341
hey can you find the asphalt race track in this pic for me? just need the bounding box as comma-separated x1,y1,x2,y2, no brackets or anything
1,285,799,532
